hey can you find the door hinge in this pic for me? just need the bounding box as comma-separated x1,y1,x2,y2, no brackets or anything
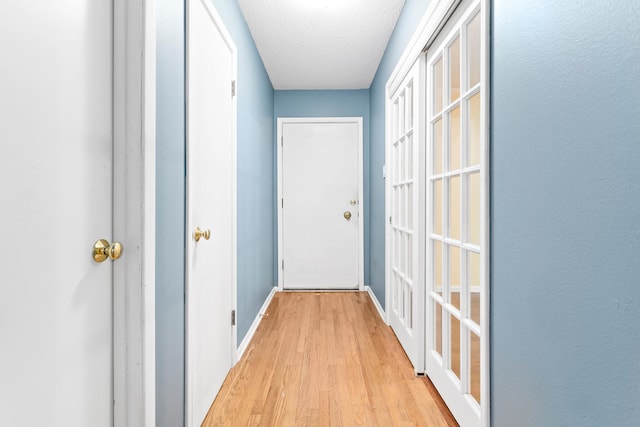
231,80,236,97
389,216,392,224
231,310,236,326
281,136,283,147
282,260,284,270
281,198,284,208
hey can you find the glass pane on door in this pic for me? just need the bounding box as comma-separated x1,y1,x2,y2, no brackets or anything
434,240,443,297
467,172,480,246
468,250,481,327
448,36,461,103
450,314,461,380
467,13,481,88
467,93,481,167
470,331,481,403
434,119,443,174
434,56,443,113
448,176,461,241
434,300,443,358
434,179,443,235
448,245,461,310
449,107,461,171
406,85,414,130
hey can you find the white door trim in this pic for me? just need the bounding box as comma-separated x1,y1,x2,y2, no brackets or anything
277,117,365,292
112,0,156,426
480,2,491,424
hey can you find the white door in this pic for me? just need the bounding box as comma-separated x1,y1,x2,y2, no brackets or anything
387,60,425,373
425,1,488,425
0,1,115,426
186,0,237,425
278,118,363,290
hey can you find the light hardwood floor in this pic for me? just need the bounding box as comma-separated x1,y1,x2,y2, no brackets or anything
203,291,457,426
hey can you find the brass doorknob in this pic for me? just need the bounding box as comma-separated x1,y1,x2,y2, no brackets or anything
194,226,211,242
93,239,123,263
344,211,352,220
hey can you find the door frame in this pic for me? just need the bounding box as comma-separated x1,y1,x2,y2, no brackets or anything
384,0,490,425
277,117,364,291
112,0,156,426
184,0,238,424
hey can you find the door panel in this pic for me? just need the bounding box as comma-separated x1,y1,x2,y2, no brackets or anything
425,1,487,425
186,0,236,425
281,120,361,290
0,1,113,425
387,60,425,372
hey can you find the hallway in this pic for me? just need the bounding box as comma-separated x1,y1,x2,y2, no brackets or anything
203,292,457,426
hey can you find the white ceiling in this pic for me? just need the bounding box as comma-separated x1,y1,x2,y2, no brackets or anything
237,0,406,90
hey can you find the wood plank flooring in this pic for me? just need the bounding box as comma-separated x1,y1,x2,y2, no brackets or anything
203,291,457,426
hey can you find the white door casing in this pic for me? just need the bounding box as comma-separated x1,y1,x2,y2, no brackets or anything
186,0,237,426
277,118,364,291
386,59,426,373
0,1,155,426
112,1,157,425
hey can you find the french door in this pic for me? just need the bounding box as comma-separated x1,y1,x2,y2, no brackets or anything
424,0,488,425
387,61,425,372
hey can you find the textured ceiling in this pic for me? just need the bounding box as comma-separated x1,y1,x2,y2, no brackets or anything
238,0,405,90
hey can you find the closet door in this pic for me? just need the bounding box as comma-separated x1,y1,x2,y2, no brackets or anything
185,0,237,425
424,0,488,425
387,60,425,372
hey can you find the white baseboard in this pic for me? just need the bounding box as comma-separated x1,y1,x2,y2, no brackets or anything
236,286,278,362
365,286,387,325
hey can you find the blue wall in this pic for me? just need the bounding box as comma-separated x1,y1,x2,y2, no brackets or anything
156,0,185,424
491,1,640,425
369,0,433,307
274,90,371,284
156,0,274,425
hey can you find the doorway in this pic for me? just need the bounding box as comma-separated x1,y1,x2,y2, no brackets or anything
277,118,364,290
